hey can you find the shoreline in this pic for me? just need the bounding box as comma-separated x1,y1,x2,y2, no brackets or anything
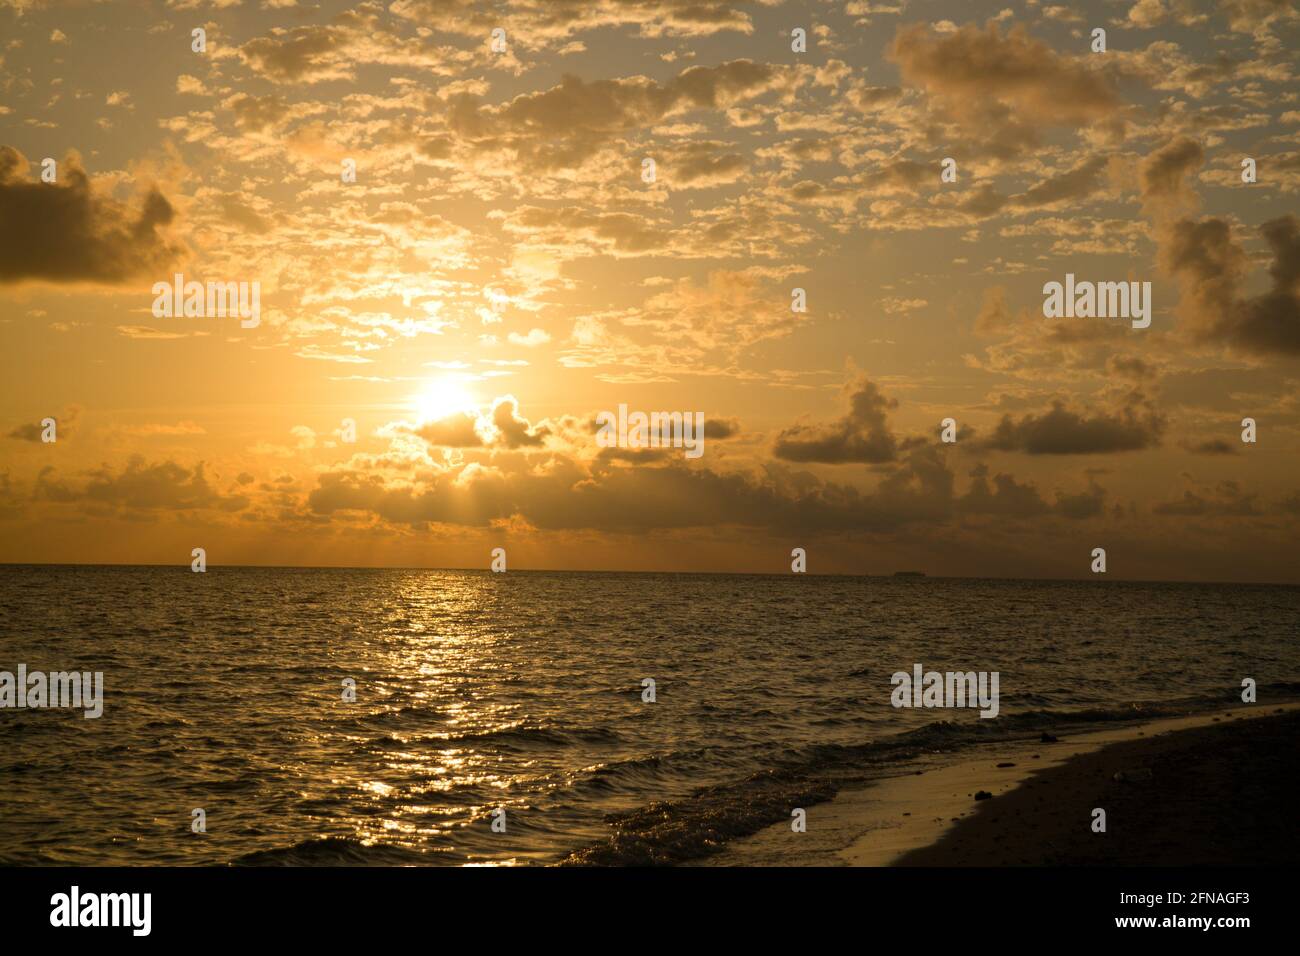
694,701,1300,866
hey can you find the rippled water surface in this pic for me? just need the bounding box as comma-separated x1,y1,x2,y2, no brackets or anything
1,565,1297,865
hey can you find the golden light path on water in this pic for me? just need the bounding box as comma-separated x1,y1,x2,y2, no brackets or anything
339,571,529,864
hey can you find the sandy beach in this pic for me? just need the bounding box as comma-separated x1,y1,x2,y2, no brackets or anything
698,702,1300,866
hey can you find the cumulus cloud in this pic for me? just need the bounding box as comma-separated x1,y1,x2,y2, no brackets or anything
985,399,1165,454
507,328,552,347
35,457,248,512
773,377,902,464
1140,136,1205,219
1163,215,1300,355
413,396,549,449
488,395,550,448
888,20,1122,130
416,412,483,448
1154,479,1259,516
0,148,183,285
957,463,1049,517
306,442,956,535
704,417,741,440
7,406,80,441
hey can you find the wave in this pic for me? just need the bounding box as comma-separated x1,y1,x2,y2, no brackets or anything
435,724,624,750
230,837,431,867
561,685,1300,866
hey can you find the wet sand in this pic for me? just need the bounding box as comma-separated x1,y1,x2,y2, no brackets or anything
895,705,1300,866
697,702,1300,866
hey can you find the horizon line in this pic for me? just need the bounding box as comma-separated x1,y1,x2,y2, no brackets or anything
0,560,1296,588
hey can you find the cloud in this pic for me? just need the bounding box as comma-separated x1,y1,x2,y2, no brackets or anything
306,442,957,535
773,377,902,464
413,396,549,449
114,421,207,438
957,463,1049,517
507,328,552,347
0,148,183,285
1182,437,1238,455
888,20,1122,128
499,206,669,255
1217,0,1295,32
1140,136,1204,218
239,4,468,84
1136,139,1300,357
1153,479,1259,516
416,412,483,448
1010,154,1114,209
1053,483,1107,519
35,456,248,513
985,399,1165,454
390,0,763,45
704,417,741,440
298,428,1124,545
1163,214,1300,356
487,396,550,448
116,326,194,340
7,406,80,441
449,59,783,176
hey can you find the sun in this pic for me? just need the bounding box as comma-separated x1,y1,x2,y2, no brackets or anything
411,379,478,423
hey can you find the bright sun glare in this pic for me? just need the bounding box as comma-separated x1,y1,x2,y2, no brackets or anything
412,380,477,423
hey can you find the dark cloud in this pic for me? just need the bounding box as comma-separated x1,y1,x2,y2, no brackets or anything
595,447,672,463
7,406,80,442
773,377,900,464
704,417,741,440
490,396,550,448
0,148,182,285
1011,154,1112,209
307,443,957,535
1154,480,1259,516
1053,483,1107,519
35,457,248,513
985,399,1165,454
889,21,1122,131
1230,216,1300,354
9,422,45,442
302,437,1118,542
1106,355,1156,380
1140,136,1204,217
1182,438,1238,455
413,398,549,449
1164,214,1300,356
957,464,1049,517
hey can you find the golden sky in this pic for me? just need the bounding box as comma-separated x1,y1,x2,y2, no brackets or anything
1,0,1299,580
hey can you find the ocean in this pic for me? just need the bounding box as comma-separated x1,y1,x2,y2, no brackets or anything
1,564,1297,866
